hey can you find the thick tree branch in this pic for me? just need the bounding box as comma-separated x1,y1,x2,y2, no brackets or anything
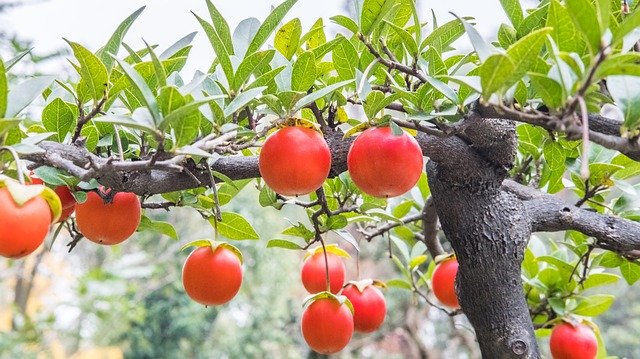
503,180,640,259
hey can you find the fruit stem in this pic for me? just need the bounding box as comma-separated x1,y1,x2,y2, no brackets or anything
0,146,26,185
319,237,331,293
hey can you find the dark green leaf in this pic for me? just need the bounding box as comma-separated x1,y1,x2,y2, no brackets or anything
42,98,76,142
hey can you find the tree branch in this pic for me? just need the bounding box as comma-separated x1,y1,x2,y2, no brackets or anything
503,180,640,259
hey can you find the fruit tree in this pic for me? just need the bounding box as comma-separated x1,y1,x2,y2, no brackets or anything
1,0,640,357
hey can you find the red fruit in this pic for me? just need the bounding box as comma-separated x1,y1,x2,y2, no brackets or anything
75,189,141,245
259,126,331,196
341,282,386,333
29,174,76,222
550,322,598,359
301,296,354,354
432,257,460,309
301,252,346,294
182,245,243,306
347,126,423,198
0,187,51,258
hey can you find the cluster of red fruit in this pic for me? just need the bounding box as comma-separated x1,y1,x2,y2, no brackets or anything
259,125,424,198
0,174,141,259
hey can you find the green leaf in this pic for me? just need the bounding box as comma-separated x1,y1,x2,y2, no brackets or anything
516,4,549,39
582,273,620,290
383,20,418,55
5,49,32,71
93,115,158,134
499,0,524,28
233,50,275,91
65,40,108,101
159,32,197,59
565,0,602,54
529,73,564,109
291,51,316,92
194,13,234,84
294,79,353,111
612,4,640,45
143,40,167,88
543,140,566,193
597,251,623,268
619,259,640,285
246,0,298,56
330,15,359,34
425,76,458,103
267,239,303,250
360,0,395,36
503,27,552,88
282,222,315,241
115,58,162,125
205,0,233,54
607,75,640,130
137,215,178,240
546,0,585,54
224,87,266,118
332,36,358,81
0,56,7,118
454,14,494,62
498,24,517,48
385,278,412,290
5,76,55,117
212,212,259,240
246,66,286,91
302,18,326,49
160,95,225,131
274,18,302,60
480,53,515,97
420,18,467,53
573,294,614,316
42,98,76,142
98,6,145,72
594,0,611,34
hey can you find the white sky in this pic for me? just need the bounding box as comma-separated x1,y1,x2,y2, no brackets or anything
0,0,537,75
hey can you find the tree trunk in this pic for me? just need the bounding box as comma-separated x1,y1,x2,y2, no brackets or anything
425,117,540,358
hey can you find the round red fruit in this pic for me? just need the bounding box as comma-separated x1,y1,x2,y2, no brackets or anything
182,245,243,306
347,126,423,198
432,257,460,309
341,282,386,333
301,252,346,294
75,189,141,245
0,187,51,258
550,322,598,359
259,126,331,196
301,296,354,354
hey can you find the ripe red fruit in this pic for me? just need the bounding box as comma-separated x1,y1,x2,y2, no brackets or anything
301,251,346,294
301,296,354,354
347,126,423,198
29,175,76,222
432,257,460,309
259,126,331,196
182,245,243,306
0,187,51,258
550,322,598,359
75,189,141,245
341,282,386,333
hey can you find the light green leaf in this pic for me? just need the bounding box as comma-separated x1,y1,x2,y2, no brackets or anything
332,35,358,81
516,4,549,39
360,0,395,36
565,0,601,54
246,0,298,56
293,79,353,111
499,0,524,28
543,140,566,193
137,215,178,240
233,50,275,91
420,18,467,53
594,0,610,34
5,76,55,117
213,212,260,240
291,51,316,92
65,40,108,101
267,239,303,250
582,273,620,290
619,260,640,285
546,0,585,54
224,86,266,118
503,27,552,88
42,98,76,142
608,76,640,130
115,59,162,125
143,40,167,88
454,14,494,62
159,32,197,59
330,15,359,34
383,20,418,55
425,76,458,103
98,6,145,72
529,73,564,109
205,0,233,54
0,56,6,118
573,294,614,316
612,5,640,45
194,13,234,83
274,18,302,60
94,115,158,134
480,53,515,96
160,95,225,131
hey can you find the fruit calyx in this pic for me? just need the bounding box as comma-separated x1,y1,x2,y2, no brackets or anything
180,239,243,264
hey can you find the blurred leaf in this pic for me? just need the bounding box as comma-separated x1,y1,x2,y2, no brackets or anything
573,294,614,316
267,238,303,250
582,273,620,290
0,56,6,118
619,259,640,285
607,76,640,130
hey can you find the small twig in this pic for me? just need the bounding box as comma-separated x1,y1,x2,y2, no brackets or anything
357,32,427,84
363,213,423,241
0,146,25,184
113,126,125,162
141,201,177,210
72,94,107,143
206,160,222,221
